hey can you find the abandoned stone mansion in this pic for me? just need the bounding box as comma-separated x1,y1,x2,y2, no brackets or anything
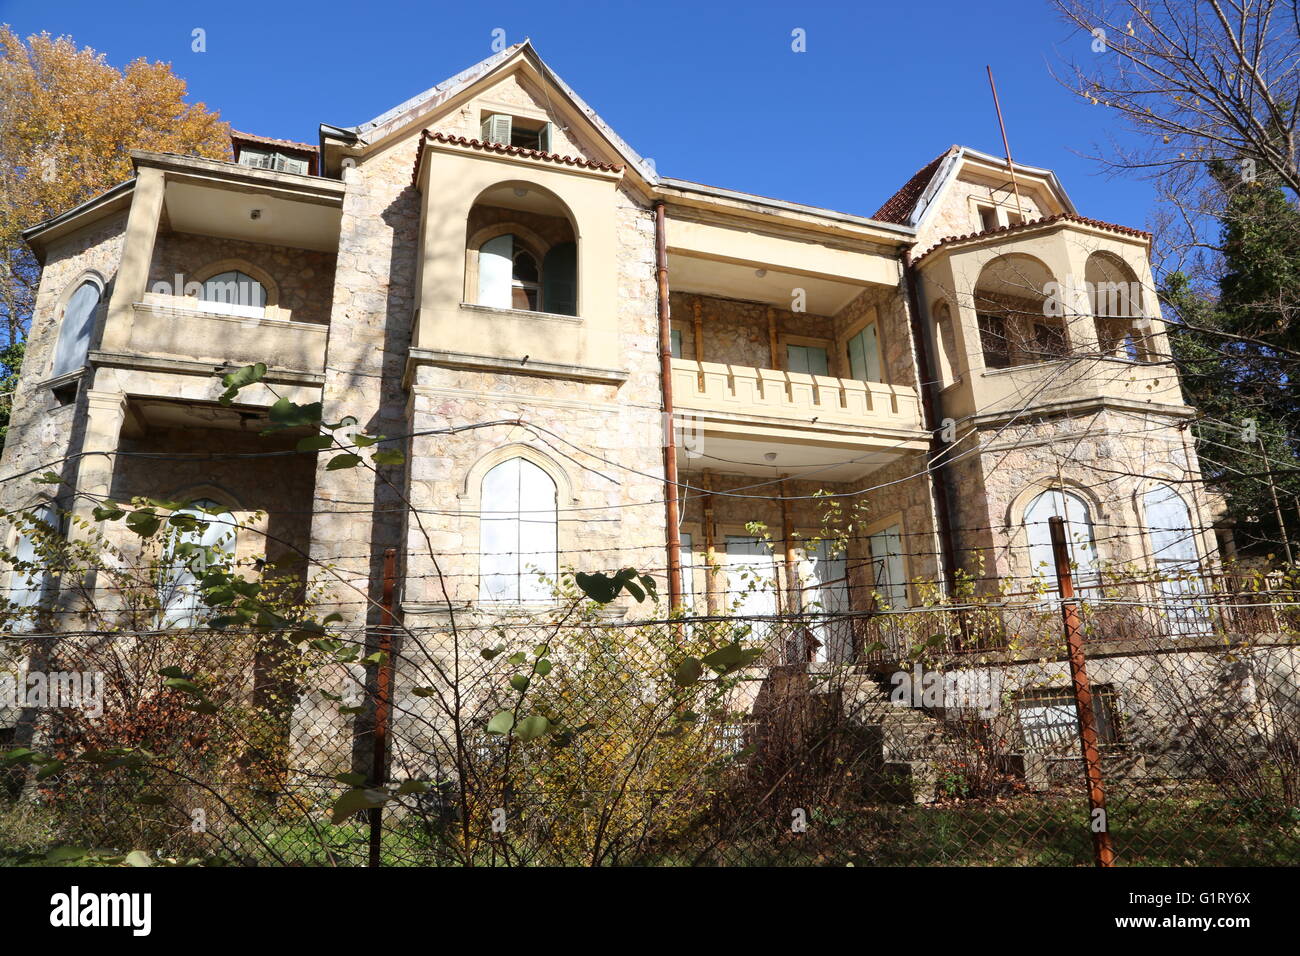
3,40,1222,657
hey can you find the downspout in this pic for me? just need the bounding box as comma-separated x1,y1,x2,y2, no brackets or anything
654,200,684,611
903,259,960,597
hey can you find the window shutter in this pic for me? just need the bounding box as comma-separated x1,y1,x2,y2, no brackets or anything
541,241,577,315
868,525,906,608
538,122,552,153
787,344,808,374
847,326,881,382
482,113,512,144
670,329,682,358
478,234,514,308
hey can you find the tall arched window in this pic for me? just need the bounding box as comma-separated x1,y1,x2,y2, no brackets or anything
51,280,102,377
159,499,235,628
6,502,59,631
1144,484,1209,636
1144,484,1198,569
479,458,558,602
199,270,266,318
1024,489,1099,590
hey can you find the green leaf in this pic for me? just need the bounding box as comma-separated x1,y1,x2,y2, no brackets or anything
32,471,62,485
372,449,405,467
575,571,619,604
509,674,530,692
92,503,125,522
702,643,764,675
45,846,88,863
218,363,267,405
486,710,515,735
163,677,203,696
335,772,366,787
124,850,153,868
330,788,388,825
34,760,64,781
267,397,323,429
534,658,552,676
480,645,504,660
672,656,703,686
124,509,161,537
515,715,550,741
296,435,334,452
395,780,430,795
326,453,363,471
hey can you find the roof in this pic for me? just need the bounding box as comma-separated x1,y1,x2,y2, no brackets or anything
230,130,317,153
331,40,658,184
873,145,1078,230
911,212,1152,265
873,146,957,224
413,130,624,186
230,130,319,175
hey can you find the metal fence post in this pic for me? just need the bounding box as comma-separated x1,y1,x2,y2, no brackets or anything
1048,516,1116,867
369,547,398,868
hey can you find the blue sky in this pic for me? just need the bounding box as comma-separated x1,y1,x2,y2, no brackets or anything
0,0,1155,227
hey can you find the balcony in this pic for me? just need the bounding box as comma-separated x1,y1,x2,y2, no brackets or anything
671,359,928,479
125,294,328,377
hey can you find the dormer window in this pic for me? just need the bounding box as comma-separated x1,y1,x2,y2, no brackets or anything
480,113,552,152
237,147,310,175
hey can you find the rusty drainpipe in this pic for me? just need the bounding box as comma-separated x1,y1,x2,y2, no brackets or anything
903,260,960,598
654,200,684,612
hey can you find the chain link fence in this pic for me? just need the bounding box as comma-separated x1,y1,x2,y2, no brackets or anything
2,572,1298,866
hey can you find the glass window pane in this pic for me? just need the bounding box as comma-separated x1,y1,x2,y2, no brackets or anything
51,281,101,377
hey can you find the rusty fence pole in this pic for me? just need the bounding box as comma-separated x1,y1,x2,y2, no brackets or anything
1048,516,1116,867
368,547,398,868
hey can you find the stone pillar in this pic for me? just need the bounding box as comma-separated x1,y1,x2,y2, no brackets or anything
69,387,128,527
100,166,165,353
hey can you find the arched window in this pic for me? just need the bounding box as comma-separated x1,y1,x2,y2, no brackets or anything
159,499,236,628
199,270,266,317
1024,489,1099,590
479,459,557,602
1144,484,1199,569
1086,252,1146,361
6,502,59,630
51,280,102,377
477,234,545,312
1144,483,1209,636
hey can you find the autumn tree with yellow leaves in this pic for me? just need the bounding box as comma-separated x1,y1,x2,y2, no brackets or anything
0,26,232,348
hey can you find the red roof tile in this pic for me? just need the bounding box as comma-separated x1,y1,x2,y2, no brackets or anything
872,146,957,224
910,213,1152,264
415,130,624,183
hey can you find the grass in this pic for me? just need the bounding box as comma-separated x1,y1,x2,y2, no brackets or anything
3,788,1296,867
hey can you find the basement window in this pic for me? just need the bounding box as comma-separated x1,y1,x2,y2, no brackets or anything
1015,685,1121,754
480,113,552,152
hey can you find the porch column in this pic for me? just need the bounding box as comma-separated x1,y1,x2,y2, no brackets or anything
100,166,165,353
70,388,128,527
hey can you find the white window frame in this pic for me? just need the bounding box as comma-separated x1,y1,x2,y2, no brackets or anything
479,458,559,604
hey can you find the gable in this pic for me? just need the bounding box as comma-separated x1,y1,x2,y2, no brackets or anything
320,43,655,186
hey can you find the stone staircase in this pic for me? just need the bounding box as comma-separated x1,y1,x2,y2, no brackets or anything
749,667,962,804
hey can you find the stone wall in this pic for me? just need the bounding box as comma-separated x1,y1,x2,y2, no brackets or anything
147,231,337,325
0,212,128,521
944,407,1211,588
